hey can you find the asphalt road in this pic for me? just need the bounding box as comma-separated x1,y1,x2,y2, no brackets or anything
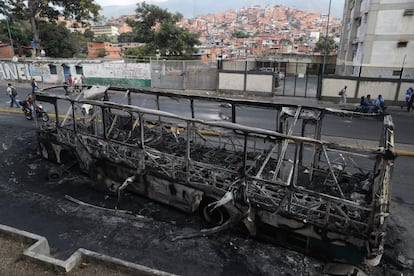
0,82,414,275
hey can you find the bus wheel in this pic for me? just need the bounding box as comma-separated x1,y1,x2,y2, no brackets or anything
201,197,229,226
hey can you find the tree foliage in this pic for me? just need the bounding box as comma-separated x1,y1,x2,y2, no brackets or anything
127,2,200,57
127,2,182,43
0,0,100,56
154,22,200,56
96,48,107,58
0,19,30,55
38,21,79,58
232,30,249,39
124,45,153,58
83,29,95,41
314,36,336,54
118,32,135,43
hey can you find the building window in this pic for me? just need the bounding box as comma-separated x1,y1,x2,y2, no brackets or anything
75,65,83,75
49,64,57,74
403,9,414,16
392,70,401,76
397,41,408,48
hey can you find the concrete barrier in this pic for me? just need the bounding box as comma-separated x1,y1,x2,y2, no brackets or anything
0,224,176,275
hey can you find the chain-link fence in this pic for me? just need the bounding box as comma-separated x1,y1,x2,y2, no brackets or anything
150,60,217,90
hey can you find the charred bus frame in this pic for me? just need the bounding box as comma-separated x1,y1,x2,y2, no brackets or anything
35,87,395,266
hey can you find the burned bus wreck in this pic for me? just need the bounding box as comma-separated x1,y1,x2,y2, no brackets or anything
34,86,395,266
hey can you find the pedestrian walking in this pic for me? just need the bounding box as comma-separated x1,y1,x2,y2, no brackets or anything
406,87,413,112
31,78,38,94
67,74,73,86
338,85,347,107
6,83,20,108
409,90,414,113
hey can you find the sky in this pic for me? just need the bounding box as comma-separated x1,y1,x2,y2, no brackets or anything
95,0,345,19
95,0,165,5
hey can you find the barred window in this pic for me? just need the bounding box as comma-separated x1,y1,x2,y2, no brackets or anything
49,64,57,75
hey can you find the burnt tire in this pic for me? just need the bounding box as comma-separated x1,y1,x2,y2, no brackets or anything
48,167,63,182
200,197,229,226
41,112,49,122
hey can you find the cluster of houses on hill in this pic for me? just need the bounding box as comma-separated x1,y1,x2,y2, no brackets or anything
0,4,341,61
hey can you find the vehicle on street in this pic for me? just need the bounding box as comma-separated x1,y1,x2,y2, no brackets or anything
19,99,49,122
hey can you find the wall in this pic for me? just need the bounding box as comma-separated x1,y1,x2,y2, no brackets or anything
245,74,273,93
218,73,245,91
321,76,414,103
0,59,151,87
218,72,274,95
1,58,412,104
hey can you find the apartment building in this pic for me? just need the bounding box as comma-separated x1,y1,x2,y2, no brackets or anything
90,25,120,37
336,0,414,78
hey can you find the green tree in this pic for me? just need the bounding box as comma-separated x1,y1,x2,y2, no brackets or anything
124,45,152,58
96,48,107,58
71,31,89,57
0,19,30,56
127,2,181,43
83,29,95,41
232,30,249,39
127,2,199,57
154,22,199,56
38,21,79,58
118,32,135,43
314,36,335,54
1,0,100,56
95,34,114,43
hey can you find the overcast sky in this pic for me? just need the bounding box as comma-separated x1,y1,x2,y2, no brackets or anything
95,0,345,19
95,0,165,5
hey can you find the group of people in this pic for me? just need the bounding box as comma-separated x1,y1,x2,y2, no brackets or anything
359,94,386,113
338,85,386,113
64,74,85,95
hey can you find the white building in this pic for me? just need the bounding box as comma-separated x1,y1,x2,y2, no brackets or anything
336,0,414,78
90,25,120,37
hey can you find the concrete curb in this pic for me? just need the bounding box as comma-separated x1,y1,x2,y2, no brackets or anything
0,108,23,114
0,224,176,275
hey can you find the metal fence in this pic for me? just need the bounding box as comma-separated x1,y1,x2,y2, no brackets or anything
150,60,217,90
219,60,337,97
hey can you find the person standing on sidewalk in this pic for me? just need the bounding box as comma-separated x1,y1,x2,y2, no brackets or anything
338,85,347,107
6,83,20,108
31,78,38,94
406,87,413,112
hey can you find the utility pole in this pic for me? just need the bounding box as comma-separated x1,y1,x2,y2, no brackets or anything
3,10,15,56
318,0,332,100
321,0,332,80
6,20,15,56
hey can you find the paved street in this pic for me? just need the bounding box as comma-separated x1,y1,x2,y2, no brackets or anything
0,80,414,275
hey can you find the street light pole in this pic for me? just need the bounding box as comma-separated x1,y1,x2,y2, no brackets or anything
5,16,15,56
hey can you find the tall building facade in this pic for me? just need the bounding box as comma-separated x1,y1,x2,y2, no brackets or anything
336,0,414,78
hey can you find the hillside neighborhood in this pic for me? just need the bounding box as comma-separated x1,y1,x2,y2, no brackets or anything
94,4,342,60
0,4,341,60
